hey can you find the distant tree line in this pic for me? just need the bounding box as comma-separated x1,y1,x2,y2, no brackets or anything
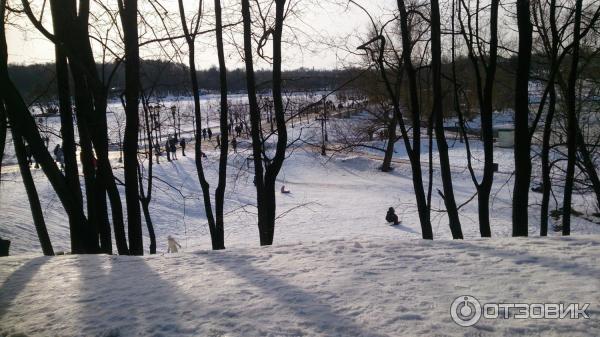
8,61,365,103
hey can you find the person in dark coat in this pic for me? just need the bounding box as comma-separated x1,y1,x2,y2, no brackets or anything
25,144,33,166
154,142,161,164
386,207,399,225
165,139,171,162
215,134,221,149
207,128,212,140
53,144,64,168
231,137,238,153
202,128,207,140
180,138,186,156
170,137,178,160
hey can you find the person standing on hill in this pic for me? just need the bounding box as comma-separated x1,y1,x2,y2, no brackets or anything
154,142,161,164
202,128,207,140
53,144,64,168
165,138,171,162
207,128,212,140
170,136,178,160
180,138,186,157
231,137,238,153
25,143,33,166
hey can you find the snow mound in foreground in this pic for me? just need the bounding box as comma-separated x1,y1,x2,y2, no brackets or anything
1,236,599,337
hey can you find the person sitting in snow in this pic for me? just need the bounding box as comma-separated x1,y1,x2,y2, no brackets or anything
280,185,290,194
167,235,182,253
386,207,399,225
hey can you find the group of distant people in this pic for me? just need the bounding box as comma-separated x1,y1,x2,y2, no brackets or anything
25,123,249,169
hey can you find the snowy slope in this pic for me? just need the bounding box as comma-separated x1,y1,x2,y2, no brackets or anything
2,143,600,255
1,236,599,337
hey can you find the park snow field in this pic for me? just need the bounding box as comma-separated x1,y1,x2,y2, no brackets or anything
0,235,599,336
2,137,600,254
1,121,600,336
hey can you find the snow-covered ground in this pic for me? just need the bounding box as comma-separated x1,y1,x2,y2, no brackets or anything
1,236,598,336
2,104,600,336
2,127,600,255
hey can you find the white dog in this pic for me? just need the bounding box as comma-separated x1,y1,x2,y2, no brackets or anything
167,235,182,253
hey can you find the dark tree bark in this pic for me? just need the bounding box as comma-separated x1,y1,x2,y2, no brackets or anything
396,0,433,239
0,98,5,178
431,0,463,239
540,85,556,236
456,0,498,237
242,0,288,245
536,0,560,237
214,0,229,248
242,0,266,244
119,0,143,254
177,0,225,250
0,2,91,253
260,0,289,245
577,126,600,212
512,0,533,236
10,125,54,256
562,0,583,236
21,0,128,254
48,2,105,251
139,94,156,254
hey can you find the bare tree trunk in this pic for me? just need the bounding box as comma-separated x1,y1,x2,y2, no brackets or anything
10,125,54,256
214,0,228,248
477,0,499,238
1,1,96,253
139,94,156,254
540,85,556,236
119,0,143,254
177,0,225,250
242,0,288,245
431,0,463,239
396,0,433,239
24,0,127,254
53,21,82,208
241,0,268,244
381,112,397,172
0,71,91,254
577,126,600,211
562,0,583,236
0,99,5,178
261,0,288,245
512,0,533,236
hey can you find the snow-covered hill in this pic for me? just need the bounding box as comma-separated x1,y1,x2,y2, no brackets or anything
2,143,600,255
1,236,598,336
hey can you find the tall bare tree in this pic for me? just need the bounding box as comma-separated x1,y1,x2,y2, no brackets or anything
118,0,143,254
455,0,499,237
513,0,533,236
242,0,289,245
431,0,463,239
562,0,584,236
395,0,433,239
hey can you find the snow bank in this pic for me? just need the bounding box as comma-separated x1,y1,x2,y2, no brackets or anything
1,236,598,336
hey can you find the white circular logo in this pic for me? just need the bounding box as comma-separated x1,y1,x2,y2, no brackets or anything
451,295,482,327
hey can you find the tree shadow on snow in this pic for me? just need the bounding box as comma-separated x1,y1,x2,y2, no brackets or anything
204,251,387,337
72,255,206,336
456,239,600,279
0,256,48,318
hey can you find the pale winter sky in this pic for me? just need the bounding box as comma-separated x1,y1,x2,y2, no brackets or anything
6,0,395,70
